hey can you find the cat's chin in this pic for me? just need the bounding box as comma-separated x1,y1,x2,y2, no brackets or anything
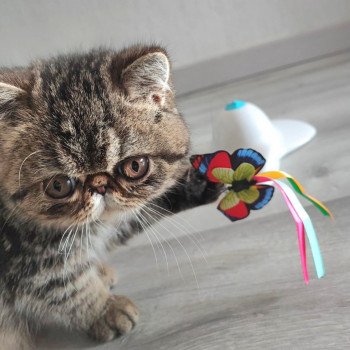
96,195,135,225
89,192,126,222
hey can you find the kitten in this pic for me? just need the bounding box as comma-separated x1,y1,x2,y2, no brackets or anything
0,45,222,349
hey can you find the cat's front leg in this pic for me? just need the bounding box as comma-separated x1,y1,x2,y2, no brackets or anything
66,267,139,342
26,264,138,342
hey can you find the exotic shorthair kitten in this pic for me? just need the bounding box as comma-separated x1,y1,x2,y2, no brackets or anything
0,45,221,349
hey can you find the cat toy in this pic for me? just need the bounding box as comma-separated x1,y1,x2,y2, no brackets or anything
190,148,332,284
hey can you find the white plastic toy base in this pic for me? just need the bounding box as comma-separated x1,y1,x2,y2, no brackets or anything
212,101,316,170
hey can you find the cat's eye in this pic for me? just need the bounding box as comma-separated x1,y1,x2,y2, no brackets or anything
44,175,76,199
118,156,149,180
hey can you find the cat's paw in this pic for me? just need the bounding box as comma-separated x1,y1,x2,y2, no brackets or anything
89,295,139,342
186,168,224,206
98,264,118,289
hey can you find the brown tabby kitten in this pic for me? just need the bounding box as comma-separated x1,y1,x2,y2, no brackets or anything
0,45,221,349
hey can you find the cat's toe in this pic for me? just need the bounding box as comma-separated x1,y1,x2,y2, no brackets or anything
89,295,139,342
200,180,225,204
187,168,225,205
98,264,118,289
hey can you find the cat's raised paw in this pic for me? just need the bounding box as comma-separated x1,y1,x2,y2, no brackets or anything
89,295,139,342
186,168,225,205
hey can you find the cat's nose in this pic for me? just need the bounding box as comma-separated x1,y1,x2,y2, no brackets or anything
92,185,106,195
86,173,109,196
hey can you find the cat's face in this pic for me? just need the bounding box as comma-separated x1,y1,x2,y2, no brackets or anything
0,47,190,229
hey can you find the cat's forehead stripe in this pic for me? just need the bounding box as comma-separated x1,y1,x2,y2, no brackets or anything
38,56,118,174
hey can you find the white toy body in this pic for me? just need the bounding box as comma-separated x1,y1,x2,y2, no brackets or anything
212,100,316,170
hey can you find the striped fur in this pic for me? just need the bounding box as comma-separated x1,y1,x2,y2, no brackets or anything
0,45,222,349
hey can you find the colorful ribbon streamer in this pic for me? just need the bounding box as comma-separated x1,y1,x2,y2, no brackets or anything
260,171,333,218
254,172,331,284
190,148,332,284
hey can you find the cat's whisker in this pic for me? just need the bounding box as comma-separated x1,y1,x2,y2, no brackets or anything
158,213,208,261
148,199,199,232
136,210,170,275
113,214,125,233
144,205,209,265
139,209,185,281
85,221,90,260
58,224,74,253
61,233,76,300
18,150,42,191
64,225,79,261
61,224,81,294
79,223,85,263
146,201,207,250
65,226,79,261
87,223,93,256
92,220,105,232
131,209,159,268
59,228,72,255
146,209,200,289
95,219,113,233
148,201,206,242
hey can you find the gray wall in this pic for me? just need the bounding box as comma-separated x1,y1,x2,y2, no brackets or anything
1,0,350,92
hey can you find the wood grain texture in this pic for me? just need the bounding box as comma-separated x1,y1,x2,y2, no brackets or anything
37,51,350,349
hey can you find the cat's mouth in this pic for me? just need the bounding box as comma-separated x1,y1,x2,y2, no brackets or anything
90,192,106,220
94,192,134,222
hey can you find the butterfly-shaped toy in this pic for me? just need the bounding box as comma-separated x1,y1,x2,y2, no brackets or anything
191,147,333,283
191,148,274,221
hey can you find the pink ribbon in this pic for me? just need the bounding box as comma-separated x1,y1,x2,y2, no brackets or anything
255,176,309,283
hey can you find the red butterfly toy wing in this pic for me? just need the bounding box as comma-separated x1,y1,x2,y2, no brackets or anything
217,190,250,221
190,150,232,183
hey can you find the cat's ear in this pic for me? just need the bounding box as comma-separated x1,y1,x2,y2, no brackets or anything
0,82,27,118
121,52,171,105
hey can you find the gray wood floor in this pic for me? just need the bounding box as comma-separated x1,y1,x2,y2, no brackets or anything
37,50,350,349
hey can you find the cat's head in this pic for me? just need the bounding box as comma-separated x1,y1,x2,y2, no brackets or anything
0,46,190,229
